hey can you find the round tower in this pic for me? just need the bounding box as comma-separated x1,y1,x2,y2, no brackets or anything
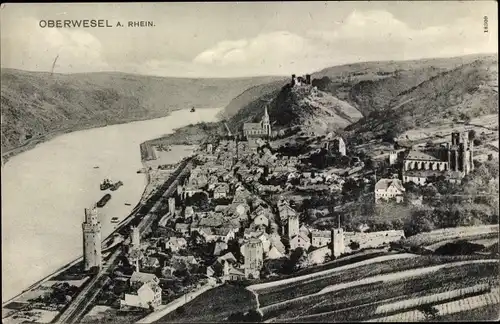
82,204,102,271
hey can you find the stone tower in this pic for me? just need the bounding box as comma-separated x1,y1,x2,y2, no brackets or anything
288,213,299,239
243,238,264,279
130,226,140,247
449,131,474,174
389,151,398,165
82,204,102,271
331,215,345,259
262,106,271,137
168,197,176,215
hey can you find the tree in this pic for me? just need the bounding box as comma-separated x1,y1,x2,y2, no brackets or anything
404,209,435,237
282,248,305,274
349,241,360,250
469,129,477,140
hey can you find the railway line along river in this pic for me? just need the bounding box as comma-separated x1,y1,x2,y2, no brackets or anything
1,107,222,301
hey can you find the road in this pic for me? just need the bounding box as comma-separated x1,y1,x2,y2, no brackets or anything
52,159,193,323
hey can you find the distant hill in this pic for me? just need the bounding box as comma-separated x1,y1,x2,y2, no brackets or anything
346,56,498,140
222,54,497,120
226,83,363,135
0,68,284,154
219,78,289,120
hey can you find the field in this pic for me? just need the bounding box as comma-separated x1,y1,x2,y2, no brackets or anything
264,261,499,322
154,284,257,323
255,255,492,308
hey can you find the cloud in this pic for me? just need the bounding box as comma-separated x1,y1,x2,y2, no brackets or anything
188,9,497,77
1,17,109,73
192,31,318,74
306,10,497,61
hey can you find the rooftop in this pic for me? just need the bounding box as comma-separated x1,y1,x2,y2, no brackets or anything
243,123,262,131
405,149,441,161
375,178,406,192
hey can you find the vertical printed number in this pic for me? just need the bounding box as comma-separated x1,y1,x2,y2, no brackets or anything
484,16,488,33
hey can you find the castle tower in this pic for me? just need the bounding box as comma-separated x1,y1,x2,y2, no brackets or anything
130,226,140,247
243,239,264,279
288,214,299,239
291,74,296,86
262,106,271,137
168,197,176,215
331,215,345,259
82,205,102,271
305,74,311,85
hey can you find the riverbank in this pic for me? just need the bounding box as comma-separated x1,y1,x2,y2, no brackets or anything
2,148,188,313
2,108,223,302
1,111,175,166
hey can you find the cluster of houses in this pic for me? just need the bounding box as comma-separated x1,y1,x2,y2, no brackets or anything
116,111,475,311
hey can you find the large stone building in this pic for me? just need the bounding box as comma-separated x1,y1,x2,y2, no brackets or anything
242,238,264,279
402,131,473,185
243,107,272,138
82,205,102,271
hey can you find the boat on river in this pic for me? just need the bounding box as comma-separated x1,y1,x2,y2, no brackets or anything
190,107,196,112
100,179,113,190
110,181,123,191
97,194,111,208
111,217,119,223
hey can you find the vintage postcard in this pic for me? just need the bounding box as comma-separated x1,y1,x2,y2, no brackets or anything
1,1,498,323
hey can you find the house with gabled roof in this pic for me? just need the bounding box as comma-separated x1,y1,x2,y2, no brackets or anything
278,204,297,222
290,233,311,251
374,178,406,204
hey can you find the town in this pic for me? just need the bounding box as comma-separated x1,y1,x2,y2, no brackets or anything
2,74,499,323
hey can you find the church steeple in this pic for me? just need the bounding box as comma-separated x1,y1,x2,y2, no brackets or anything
262,106,271,137
263,106,269,122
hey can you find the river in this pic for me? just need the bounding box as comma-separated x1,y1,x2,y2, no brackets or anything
1,107,222,301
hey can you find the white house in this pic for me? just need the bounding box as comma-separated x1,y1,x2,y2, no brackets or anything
120,282,162,310
374,179,406,204
164,237,187,252
311,230,332,248
290,233,311,251
121,272,162,310
252,214,269,228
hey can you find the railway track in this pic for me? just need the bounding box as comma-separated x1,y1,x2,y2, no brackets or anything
52,158,193,323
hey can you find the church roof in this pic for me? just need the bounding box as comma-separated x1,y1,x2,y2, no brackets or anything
405,149,441,161
243,123,262,131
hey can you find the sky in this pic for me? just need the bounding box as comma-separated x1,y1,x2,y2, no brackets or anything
0,2,498,78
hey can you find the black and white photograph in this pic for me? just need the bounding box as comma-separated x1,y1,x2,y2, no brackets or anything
1,1,499,323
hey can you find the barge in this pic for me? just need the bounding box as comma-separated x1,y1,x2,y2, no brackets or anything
96,194,111,208
110,181,123,191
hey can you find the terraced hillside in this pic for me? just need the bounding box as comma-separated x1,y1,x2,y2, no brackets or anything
250,256,499,322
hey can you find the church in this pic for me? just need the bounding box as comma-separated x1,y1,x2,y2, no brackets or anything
242,106,272,138
402,131,474,185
